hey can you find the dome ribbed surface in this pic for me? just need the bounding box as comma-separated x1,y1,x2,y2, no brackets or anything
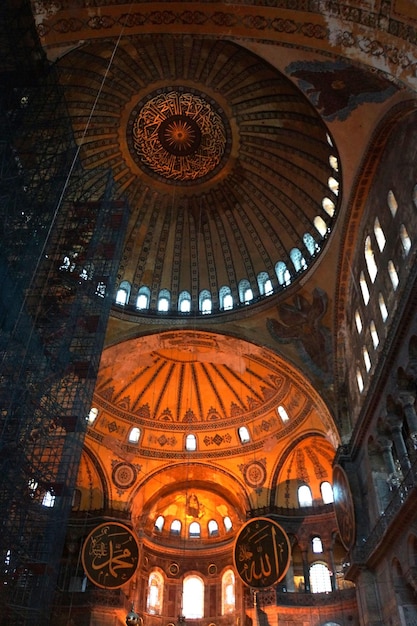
57,36,340,315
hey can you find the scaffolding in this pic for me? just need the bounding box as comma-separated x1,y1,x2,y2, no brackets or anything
0,2,129,624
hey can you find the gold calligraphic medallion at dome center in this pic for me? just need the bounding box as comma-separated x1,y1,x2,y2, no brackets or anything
81,522,139,589
233,517,291,588
131,90,228,183
159,115,201,156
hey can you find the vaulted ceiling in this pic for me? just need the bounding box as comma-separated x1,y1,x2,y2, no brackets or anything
83,331,338,543
54,35,340,313
29,0,417,547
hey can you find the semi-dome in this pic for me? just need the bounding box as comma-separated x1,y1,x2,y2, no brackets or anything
90,331,338,459
81,330,338,552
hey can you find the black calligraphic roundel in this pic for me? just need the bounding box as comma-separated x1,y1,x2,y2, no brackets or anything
333,464,356,551
233,517,291,588
81,522,140,589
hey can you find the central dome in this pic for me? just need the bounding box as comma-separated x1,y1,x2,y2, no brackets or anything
131,89,229,182
57,36,341,316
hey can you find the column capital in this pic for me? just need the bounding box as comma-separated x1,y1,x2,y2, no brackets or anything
376,435,393,452
396,391,416,408
379,406,403,431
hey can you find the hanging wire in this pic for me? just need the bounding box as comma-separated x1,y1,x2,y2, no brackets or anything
48,3,137,621
7,0,136,344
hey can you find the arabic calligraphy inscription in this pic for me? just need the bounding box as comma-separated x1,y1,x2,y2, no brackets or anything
131,90,228,183
233,517,290,588
82,522,139,589
333,464,356,551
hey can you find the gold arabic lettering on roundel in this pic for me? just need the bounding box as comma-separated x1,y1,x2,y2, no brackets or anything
233,517,291,588
81,522,140,589
131,89,229,183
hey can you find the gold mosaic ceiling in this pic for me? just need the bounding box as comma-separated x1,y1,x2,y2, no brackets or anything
90,331,338,461
82,331,338,533
57,35,340,315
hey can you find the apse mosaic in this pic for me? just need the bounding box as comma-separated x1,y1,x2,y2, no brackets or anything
142,486,241,542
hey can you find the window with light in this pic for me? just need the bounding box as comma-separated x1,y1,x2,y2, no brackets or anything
222,569,235,614
309,562,332,593
183,575,204,618
147,570,164,615
298,484,313,507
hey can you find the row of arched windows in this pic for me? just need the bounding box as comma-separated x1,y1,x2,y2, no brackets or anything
145,562,336,619
146,570,235,617
145,561,337,618
87,405,292,445
128,427,244,450
154,515,233,537
114,147,339,315
115,259,313,314
354,188,414,393
298,482,334,507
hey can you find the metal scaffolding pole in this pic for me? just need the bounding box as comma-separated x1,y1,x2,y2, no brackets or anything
0,2,129,623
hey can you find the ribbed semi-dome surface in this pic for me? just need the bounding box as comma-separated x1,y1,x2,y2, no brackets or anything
275,436,336,508
57,35,340,315
90,331,338,460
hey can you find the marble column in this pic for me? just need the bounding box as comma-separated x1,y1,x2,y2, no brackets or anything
397,392,417,449
301,550,310,593
387,415,411,476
